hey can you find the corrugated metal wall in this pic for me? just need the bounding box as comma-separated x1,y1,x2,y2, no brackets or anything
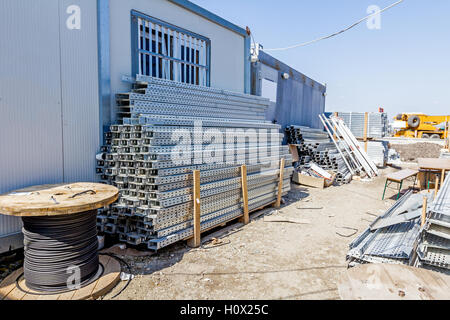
251,51,326,131
59,0,100,182
0,0,99,248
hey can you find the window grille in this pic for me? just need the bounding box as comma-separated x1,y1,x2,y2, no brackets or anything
132,11,210,86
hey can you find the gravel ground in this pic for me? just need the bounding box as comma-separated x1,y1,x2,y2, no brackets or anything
0,167,406,300
102,167,400,300
391,143,442,162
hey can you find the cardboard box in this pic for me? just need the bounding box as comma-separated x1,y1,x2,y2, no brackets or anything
292,171,336,189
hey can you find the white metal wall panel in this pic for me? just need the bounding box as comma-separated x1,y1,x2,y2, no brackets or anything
0,0,64,237
59,0,100,182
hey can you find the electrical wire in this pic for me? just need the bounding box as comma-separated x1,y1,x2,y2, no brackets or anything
21,210,100,292
261,0,404,52
99,253,133,300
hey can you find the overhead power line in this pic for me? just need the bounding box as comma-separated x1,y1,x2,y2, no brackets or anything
261,0,404,52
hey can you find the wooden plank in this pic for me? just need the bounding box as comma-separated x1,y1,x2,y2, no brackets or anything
288,144,299,162
57,288,76,300
441,169,446,187
339,264,450,300
0,269,23,300
421,196,428,227
0,256,120,300
386,169,419,183
91,256,121,300
435,175,439,199
239,165,249,225
364,112,368,152
418,158,450,171
4,285,27,301
274,158,285,209
187,170,201,248
0,183,118,217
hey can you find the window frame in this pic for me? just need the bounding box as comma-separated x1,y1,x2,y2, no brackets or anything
131,10,211,86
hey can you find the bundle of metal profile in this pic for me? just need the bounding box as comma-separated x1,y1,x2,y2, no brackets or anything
285,125,330,144
415,173,450,274
319,114,379,179
347,191,426,266
330,150,353,185
441,150,450,159
96,77,292,251
285,126,335,166
357,141,388,168
96,122,292,250
116,75,269,122
329,112,388,138
286,126,352,185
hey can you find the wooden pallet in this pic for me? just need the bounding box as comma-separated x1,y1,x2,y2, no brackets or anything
186,159,286,248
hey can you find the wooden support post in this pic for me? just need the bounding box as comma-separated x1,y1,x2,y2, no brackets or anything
274,158,285,209
441,169,446,188
444,117,449,150
239,165,249,225
421,196,428,227
333,112,338,140
435,174,439,199
364,112,369,152
187,170,201,248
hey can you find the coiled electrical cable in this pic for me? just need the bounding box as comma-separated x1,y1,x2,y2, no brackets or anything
21,210,100,292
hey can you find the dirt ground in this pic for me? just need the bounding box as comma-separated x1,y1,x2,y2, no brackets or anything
391,142,442,162
101,166,405,300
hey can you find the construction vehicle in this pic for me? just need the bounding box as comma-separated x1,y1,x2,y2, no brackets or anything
392,113,450,139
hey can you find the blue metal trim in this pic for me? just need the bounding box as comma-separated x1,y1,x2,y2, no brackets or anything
97,0,111,145
167,0,247,37
244,35,251,94
257,50,327,93
131,12,139,77
251,60,262,96
206,40,211,86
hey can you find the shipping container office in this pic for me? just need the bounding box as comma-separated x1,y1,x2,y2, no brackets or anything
0,0,252,253
251,48,326,131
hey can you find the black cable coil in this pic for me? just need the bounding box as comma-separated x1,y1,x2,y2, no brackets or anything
22,210,100,292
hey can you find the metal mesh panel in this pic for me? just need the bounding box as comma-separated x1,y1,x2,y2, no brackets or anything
135,12,209,86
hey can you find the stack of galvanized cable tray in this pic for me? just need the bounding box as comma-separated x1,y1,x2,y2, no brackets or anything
347,190,432,267
415,173,450,274
96,76,293,251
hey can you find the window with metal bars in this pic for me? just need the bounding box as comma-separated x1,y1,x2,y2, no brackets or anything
131,10,210,86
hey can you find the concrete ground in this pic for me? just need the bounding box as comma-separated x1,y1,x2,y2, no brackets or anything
104,166,405,300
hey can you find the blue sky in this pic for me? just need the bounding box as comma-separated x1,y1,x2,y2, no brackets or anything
191,0,450,119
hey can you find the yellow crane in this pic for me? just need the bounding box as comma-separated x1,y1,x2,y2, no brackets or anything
393,114,449,139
